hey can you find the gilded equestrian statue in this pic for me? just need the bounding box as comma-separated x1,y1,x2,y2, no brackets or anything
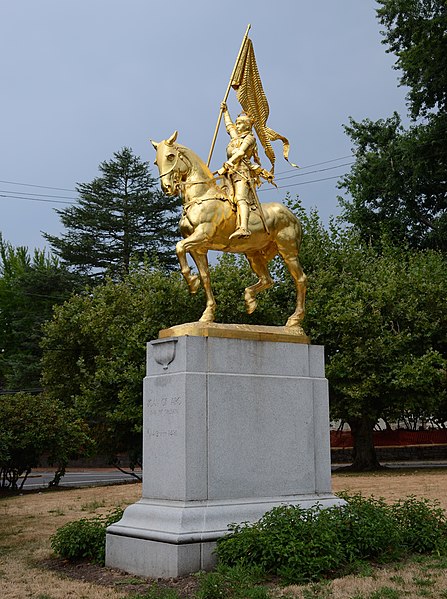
151,131,307,335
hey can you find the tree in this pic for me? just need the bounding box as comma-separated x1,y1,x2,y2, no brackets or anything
339,112,447,250
377,0,447,119
41,265,203,467
338,1,447,251
0,392,92,491
0,237,82,391
44,148,181,279
39,255,289,467
298,209,447,469
40,202,447,471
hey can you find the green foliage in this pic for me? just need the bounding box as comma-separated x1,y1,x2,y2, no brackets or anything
339,112,447,251
0,392,92,491
50,507,123,565
377,0,447,119
290,203,447,469
339,2,447,251
0,237,82,391
43,147,181,279
41,200,447,471
391,496,447,554
41,265,202,463
368,588,402,599
216,493,447,585
335,493,403,563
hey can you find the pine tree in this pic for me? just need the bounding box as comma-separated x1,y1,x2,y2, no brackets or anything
44,148,181,278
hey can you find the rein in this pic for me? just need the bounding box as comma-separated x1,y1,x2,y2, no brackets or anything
158,144,231,214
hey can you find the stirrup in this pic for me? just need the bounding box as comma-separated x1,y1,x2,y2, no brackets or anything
229,227,251,240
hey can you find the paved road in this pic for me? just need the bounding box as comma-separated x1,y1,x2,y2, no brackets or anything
20,461,447,491
21,469,142,491
332,461,447,471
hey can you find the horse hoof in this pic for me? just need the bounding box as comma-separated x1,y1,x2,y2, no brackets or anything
245,298,257,314
189,275,201,295
199,308,215,323
285,318,305,335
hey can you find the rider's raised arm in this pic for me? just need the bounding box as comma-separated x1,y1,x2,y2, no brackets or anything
221,102,237,139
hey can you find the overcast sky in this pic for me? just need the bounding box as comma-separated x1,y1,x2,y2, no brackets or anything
1,0,408,252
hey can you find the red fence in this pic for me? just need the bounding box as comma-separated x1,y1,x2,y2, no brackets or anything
331,429,447,449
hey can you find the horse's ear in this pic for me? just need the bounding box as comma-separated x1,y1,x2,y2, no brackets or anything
166,130,178,146
150,139,159,150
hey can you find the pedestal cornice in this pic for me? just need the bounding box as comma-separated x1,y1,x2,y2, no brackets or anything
159,321,310,344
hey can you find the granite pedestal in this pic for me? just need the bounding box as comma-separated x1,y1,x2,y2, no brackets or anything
106,327,342,578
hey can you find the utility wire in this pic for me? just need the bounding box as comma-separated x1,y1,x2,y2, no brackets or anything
0,179,76,192
1,170,349,203
274,154,354,176
259,174,344,193
274,161,354,183
0,189,78,200
0,154,356,195
0,288,74,301
0,194,72,205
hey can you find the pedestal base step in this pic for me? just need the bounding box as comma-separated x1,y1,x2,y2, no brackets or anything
106,494,344,578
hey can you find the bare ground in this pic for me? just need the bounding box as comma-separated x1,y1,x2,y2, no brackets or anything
0,468,447,598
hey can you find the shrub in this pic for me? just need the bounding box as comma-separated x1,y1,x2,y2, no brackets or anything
391,495,447,554
50,507,123,565
335,492,403,563
217,505,346,584
216,493,447,584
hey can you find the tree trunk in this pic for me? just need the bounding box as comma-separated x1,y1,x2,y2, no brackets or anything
347,416,382,471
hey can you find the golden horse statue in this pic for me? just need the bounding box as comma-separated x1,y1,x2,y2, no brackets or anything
151,131,307,334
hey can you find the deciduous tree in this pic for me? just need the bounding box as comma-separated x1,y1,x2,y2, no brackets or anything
338,1,447,251
0,392,92,491
0,237,81,391
41,265,202,467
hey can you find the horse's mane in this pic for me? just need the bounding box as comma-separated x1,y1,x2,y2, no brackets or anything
176,143,214,180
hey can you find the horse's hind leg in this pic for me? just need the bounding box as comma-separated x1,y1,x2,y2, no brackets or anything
190,250,216,323
244,250,275,315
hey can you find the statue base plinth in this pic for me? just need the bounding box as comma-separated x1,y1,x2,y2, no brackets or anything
106,335,341,578
159,321,310,344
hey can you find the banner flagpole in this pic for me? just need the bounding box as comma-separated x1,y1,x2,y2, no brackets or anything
206,23,251,167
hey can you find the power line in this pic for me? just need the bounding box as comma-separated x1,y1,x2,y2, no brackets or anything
259,174,344,193
0,189,78,200
274,161,354,183
274,154,354,176
0,179,76,192
0,288,73,301
0,194,72,205
0,153,356,207
0,154,355,195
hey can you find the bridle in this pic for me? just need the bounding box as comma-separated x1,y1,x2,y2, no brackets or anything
157,144,219,190
157,144,192,182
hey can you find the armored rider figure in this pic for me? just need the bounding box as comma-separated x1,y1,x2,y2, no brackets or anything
218,102,262,239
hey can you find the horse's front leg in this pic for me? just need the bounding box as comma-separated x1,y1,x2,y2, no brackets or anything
176,239,201,295
176,225,217,322
190,250,216,323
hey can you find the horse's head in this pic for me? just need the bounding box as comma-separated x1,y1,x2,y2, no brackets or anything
151,131,188,196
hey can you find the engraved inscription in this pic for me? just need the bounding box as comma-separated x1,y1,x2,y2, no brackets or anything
148,429,178,438
146,395,182,438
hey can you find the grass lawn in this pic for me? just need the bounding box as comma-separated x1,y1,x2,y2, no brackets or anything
1,469,447,598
